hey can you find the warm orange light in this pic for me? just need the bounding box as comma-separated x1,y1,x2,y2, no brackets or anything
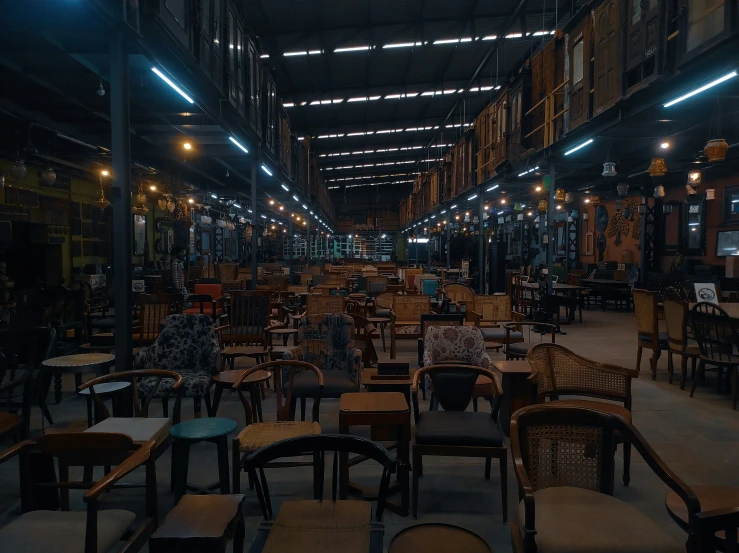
183,142,192,150
269,199,275,205
188,198,195,204
101,170,109,177
500,199,506,204
149,185,157,191
535,186,541,192
279,205,284,211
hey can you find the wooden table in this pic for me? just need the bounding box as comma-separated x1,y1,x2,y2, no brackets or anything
521,282,586,322
583,279,632,311
361,366,417,403
339,392,410,516
268,327,298,347
666,485,739,547
211,369,272,420
492,360,535,436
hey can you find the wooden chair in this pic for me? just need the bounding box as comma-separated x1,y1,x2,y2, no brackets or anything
411,364,507,522
510,403,696,553
442,283,475,310
231,361,323,493
135,293,175,347
215,262,239,282
390,295,431,359
503,316,557,359
366,276,389,296
690,303,739,409
527,344,638,486
183,282,225,322
220,290,273,364
633,288,667,380
0,433,158,553
348,313,378,367
373,292,394,318
467,295,525,346
243,434,396,553
663,297,700,388
263,274,289,291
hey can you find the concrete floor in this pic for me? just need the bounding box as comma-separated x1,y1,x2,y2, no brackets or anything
2,307,739,552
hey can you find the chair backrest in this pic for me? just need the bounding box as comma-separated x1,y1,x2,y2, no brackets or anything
473,294,511,322
287,284,309,295
443,283,475,304
366,276,388,295
374,292,395,310
193,282,223,299
138,293,175,344
422,325,490,368
263,274,289,290
305,294,345,315
690,302,739,364
392,295,431,322
632,289,658,338
567,273,583,286
412,364,500,417
663,297,689,352
141,314,219,376
216,262,239,281
188,266,204,281
227,290,272,346
527,344,635,406
419,313,464,340
300,272,314,285
296,313,358,373
243,434,396,522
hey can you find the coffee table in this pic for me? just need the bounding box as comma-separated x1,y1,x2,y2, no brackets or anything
339,392,410,516
492,360,535,436
170,417,237,502
268,327,299,347
389,523,490,553
211,369,272,420
361,365,416,403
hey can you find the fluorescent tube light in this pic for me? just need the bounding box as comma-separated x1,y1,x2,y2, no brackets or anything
663,71,738,107
564,138,594,156
487,184,500,191
229,136,249,154
261,165,273,176
151,67,194,103
281,184,289,191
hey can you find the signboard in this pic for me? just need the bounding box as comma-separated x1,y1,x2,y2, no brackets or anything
694,283,719,305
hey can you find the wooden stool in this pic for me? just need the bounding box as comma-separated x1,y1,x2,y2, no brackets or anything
339,392,410,516
149,494,245,553
170,418,237,502
389,523,490,553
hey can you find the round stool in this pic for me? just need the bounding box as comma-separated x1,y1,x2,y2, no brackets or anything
389,523,490,553
170,417,237,502
77,381,131,427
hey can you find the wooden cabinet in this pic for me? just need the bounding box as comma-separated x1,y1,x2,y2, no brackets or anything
144,0,195,57
625,0,664,93
678,0,737,64
593,0,623,115
508,72,530,157
475,104,495,184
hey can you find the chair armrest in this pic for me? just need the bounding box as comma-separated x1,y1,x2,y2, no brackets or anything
467,310,482,325
84,441,156,502
283,347,302,361
0,440,34,465
0,375,27,395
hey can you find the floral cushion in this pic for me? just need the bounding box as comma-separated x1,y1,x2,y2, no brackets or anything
423,325,490,369
133,314,219,398
281,313,361,387
396,325,421,335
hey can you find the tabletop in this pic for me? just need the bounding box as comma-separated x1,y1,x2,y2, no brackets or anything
521,282,584,290
340,391,409,413
170,417,237,440
212,369,272,386
492,360,533,374
584,278,631,285
361,368,417,387
42,353,115,372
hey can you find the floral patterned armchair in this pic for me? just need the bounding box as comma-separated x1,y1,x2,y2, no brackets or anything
133,314,220,417
282,313,362,420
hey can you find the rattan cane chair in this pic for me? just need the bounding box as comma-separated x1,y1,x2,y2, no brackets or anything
527,344,638,486
373,292,394,318
663,297,700,389
411,364,507,522
135,293,175,346
633,288,667,380
510,403,696,553
443,283,475,310
390,295,431,359
232,361,323,494
468,295,526,346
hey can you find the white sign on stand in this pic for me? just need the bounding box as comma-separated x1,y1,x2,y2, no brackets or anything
132,280,145,293
694,283,719,305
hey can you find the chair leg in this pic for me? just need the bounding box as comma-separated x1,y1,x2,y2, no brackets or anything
473,398,479,412
650,349,660,380
300,397,307,421
162,397,169,418
194,395,202,418
499,451,508,524
636,346,643,374
622,441,631,486
484,457,491,479
232,443,241,494
667,351,674,384
204,391,213,417
690,360,704,397
680,355,689,390
733,368,738,411
233,515,245,553
412,447,420,519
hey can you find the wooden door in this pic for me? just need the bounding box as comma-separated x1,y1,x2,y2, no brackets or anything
236,22,245,116
227,4,238,109
198,0,213,78
594,0,623,115
246,38,262,136
212,0,223,91
568,14,593,129
626,0,660,71
493,90,509,169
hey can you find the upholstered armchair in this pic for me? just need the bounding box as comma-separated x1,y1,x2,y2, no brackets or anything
133,314,220,417
282,313,362,420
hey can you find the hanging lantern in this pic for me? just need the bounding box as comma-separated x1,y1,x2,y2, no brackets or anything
135,191,147,205
157,198,167,211
617,183,629,196
538,199,548,212
131,206,139,215
648,157,667,177
40,167,56,186
201,214,212,225
216,219,227,229
707,189,716,200
564,192,574,203
238,216,247,224
653,185,665,198
10,159,26,181
590,195,601,204
602,162,617,177
167,198,176,213
687,170,702,186
554,188,566,202
704,138,728,162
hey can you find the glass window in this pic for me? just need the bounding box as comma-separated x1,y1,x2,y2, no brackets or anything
632,0,642,24
687,0,725,52
573,39,584,85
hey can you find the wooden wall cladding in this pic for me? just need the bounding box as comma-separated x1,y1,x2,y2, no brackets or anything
593,0,623,115
567,11,594,131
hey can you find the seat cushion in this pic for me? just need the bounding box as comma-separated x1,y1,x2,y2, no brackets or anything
290,370,356,398
508,342,538,355
638,332,668,347
0,509,136,553
481,328,523,341
238,421,321,451
375,308,391,318
85,417,171,445
516,486,683,553
415,411,503,447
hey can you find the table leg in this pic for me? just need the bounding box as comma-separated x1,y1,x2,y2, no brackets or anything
380,323,386,352
216,436,230,494
339,418,349,500
173,440,191,503
397,424,410,516
211,383,225,416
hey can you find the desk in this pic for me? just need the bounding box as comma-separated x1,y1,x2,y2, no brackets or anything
339,392,410,516
492,360,535,436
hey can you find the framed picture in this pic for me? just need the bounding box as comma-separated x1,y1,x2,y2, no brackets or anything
723,186,739,223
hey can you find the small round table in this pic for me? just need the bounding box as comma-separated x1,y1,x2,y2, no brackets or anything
78,381,132,427
220,346,269,370
367,317,390,352
666,485,739,545
42,353,115,374
389,523,490,553
210,369,272,420
170,417,238,502
268,327,299,347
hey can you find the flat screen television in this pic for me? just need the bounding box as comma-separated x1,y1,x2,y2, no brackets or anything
716,230,739,257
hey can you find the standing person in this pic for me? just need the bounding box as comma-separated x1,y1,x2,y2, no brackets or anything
171,245,189,301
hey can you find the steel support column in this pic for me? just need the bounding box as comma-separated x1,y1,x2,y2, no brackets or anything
479,192,485,294
446,222,451,269
251,162,258,289
306,213,311,267
547,158,556,296
110,28,132,373
288,217,293,274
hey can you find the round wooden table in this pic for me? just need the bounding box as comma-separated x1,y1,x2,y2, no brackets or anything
367,317,390,352
666,485,739,542
268,327,299,347
221,346,269,370
211,369,272,421
484,341,504,352
42,353,115,374
389,523,490,553
78,381,131,426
